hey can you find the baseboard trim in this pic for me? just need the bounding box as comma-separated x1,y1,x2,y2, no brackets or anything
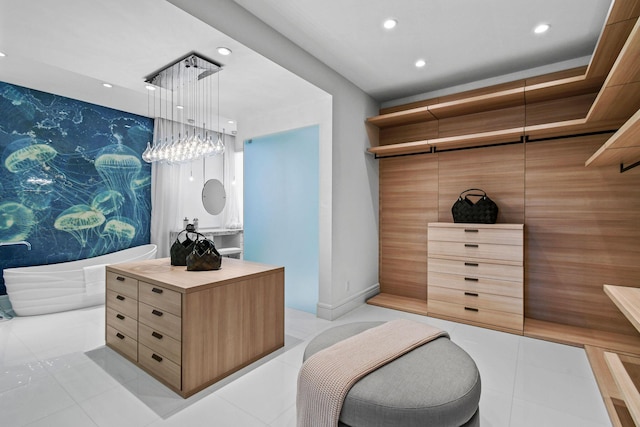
316,283,380,320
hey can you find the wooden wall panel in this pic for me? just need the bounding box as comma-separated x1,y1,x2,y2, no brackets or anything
525,93,597,127
380,120,438,145
525,134,640,335
379,154,438,300
438,105,525,138
437,144,525,224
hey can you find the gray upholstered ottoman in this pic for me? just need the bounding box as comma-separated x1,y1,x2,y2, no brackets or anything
303,322,481,427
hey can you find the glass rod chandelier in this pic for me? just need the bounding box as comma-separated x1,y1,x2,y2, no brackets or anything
142,53,225,164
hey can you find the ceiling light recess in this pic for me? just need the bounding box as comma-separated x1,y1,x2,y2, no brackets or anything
415,59,426,68
102,83,113,88
383,18,397,30
0,51,6,57
217,47,232,56
534,23,550,34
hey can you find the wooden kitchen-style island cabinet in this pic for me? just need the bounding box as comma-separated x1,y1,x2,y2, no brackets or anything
105,257,284,398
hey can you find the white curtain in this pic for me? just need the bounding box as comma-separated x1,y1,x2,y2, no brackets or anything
150,118,184,258
221,135,242,229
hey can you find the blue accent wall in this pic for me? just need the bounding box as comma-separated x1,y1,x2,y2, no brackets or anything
0,81,153,294
244,125,319,313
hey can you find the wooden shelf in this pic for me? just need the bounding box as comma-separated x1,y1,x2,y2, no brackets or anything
368,139,430,157
605,351,640,426
524,74,604,104
366,293,428,316
588,18,640,123
586,346,636,427
526,117,621,141
604,285,640,335
366,106,434,128
586,108,640,168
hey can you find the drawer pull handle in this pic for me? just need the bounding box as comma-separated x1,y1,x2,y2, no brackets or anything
116,276,125,282
152,331,163,340
151,353,163,362
465,262,479,267
116,314,125,320
465,244,479,248
465,277,479,282
116,332,125,339
151,287,163,294
116,295,125,301
464,307,479,312
464,229,479,233
464,292,479,297
152,309,163,317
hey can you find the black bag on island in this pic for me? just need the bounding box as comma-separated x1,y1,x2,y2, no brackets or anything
170,228,197,266
186,237,222,271
451,188,499,224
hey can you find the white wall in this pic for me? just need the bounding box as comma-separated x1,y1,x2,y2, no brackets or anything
168,0,381,319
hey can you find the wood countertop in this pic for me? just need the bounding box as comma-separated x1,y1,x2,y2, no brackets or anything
106,257,284,294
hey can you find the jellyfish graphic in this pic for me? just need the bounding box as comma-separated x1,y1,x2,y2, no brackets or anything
100,217,136,252
91,190,125,216
0,201,36,242
53,204,105,247
2,138,57,173
94,144,142,223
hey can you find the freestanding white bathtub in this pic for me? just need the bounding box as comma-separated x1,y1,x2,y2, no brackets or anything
3,244,157,316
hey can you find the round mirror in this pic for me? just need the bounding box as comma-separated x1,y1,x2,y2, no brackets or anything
202,179,226,215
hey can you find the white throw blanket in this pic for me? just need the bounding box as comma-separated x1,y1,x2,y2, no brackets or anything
296,319,448,427
83,264,107,295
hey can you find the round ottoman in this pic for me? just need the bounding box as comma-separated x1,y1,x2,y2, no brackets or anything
303,322,481,427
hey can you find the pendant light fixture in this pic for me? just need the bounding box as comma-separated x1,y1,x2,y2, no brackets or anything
141,52,225,163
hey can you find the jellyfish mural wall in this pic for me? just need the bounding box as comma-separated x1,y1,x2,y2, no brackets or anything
0,81,153,294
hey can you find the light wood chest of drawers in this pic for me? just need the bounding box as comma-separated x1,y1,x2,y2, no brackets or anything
427,223,524,334
105,257,284,398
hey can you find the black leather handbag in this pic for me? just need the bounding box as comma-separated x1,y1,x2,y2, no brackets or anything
186,237,222,271
451,188,499,224
170,229,197,266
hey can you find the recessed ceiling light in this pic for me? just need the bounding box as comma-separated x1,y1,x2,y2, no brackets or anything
217,47,232,56
0,52,6,57
534,23,550,34
176,105,184,110
145,85,156,91
228,120,235,124
383,18,397,30
102,83,113,88
415,59,426,68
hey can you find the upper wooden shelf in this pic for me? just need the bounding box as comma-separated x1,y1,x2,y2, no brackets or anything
604,284,640,335
366,106,434,128
585,108,640,168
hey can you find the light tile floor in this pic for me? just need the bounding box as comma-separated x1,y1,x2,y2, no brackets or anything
0,303,612,426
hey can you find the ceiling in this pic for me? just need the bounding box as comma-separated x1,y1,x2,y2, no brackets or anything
0,0,613,124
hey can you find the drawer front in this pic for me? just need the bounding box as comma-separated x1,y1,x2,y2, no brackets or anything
428,285,523,315
106,307,137,339
428,271,522,299
428,300,523,331
428,241,523,264
139,281,181,316
106,325,137,361
139,323,181,364
428,226,523,246
138,343,181,390
106,272,138,298
428,257,523,282
106,290,137,319
139,302,182,340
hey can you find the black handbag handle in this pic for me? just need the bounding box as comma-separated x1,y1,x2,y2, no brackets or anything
459,188,487,200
